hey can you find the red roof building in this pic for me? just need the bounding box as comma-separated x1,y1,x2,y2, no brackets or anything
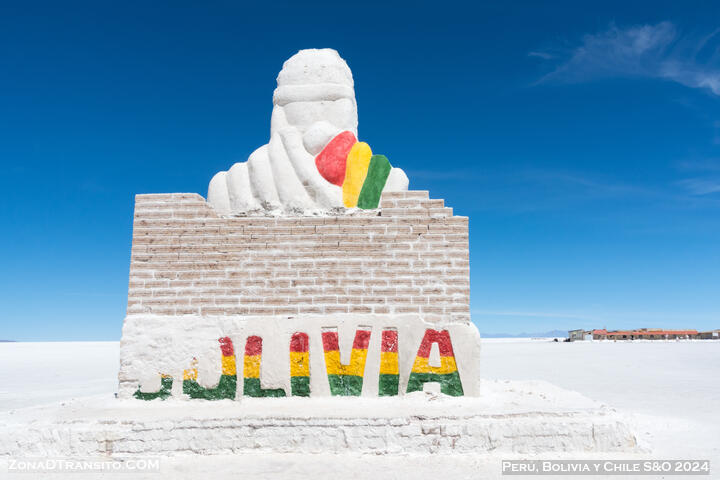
591,329,698,340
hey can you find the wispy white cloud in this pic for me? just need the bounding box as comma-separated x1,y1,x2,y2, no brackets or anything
528,51,555,60
675,159,720,196
676,158,720,172
404,168,481,180
677,178,720,195
535,22,720,96
518,169,655,198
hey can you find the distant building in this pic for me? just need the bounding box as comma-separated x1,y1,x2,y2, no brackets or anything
568,329,590,341
568,328,719,341
591,328,698,340
697,329,720,340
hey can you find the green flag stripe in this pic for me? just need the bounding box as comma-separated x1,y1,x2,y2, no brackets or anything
290,376,310,397
183,374,237,400
243,377,286,397
357,154,392,209
406,371,464,396
134,376,173,401
326,374,364,396
378,374,399,396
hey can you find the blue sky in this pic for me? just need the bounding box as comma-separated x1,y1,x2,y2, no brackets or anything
1,1,719,340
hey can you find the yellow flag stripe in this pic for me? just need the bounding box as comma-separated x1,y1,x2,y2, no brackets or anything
379,351,399,375
342,142,372,208
290,351,310,377
323,348,369,376
411,355,458,375
222,355,237,376
244,354,261,378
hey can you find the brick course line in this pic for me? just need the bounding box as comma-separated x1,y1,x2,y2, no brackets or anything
126,191,469,321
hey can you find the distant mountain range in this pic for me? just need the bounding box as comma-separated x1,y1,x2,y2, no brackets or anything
0,340,16,342
480,330,568,338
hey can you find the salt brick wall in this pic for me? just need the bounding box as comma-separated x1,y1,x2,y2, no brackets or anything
127,191,470,323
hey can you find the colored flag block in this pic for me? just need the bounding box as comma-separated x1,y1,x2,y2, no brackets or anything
357,154,392,209
322,327,372,396
315,131,357,186
378,328,399,396
244,336,286,397
183,337,238,400
342,142,372,208
406,329,464,396
133,374,173,401
290,332,310,397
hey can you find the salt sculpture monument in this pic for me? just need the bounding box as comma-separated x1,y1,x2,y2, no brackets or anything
120,48,480,400
0,49,641,461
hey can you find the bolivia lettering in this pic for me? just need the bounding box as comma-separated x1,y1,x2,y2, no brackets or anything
134,328,464,400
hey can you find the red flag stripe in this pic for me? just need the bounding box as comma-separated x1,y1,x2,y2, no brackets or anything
414,329,455,358
244,335,263,356
352,330,372,350
381,330,398,353
290,332,309,352
321,331,339,352
219,336,235,357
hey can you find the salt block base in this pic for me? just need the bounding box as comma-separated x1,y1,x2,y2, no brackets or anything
0,380,639,457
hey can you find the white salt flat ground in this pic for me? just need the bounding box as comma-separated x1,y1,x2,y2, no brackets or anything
1,338,718,479
0,342,120,410
481,339,720,466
